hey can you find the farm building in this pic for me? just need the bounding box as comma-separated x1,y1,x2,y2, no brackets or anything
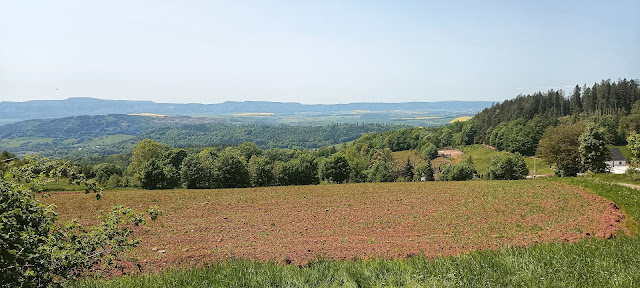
607,148,627,174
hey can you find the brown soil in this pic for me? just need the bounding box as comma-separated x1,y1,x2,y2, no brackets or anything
437,149,463,161
45,181,626,273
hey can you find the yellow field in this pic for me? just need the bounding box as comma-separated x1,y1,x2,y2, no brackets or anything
449,116,473,123
128,113,167,117
232,113,275,116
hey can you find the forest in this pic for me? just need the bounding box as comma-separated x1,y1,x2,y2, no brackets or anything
472,78,640,155
0,116,405,157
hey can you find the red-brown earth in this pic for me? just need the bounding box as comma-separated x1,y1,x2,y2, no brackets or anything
44,180,625,273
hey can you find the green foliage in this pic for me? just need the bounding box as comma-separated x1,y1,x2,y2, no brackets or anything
180,154,210,189
439,160,476,181
236,142,262,163
401,158,414,182
140,159,180,190
248,155,275,187
487,152,528,180
146,123,402,151
1,159,158,287
487,116,556,156
92,163,123,186
0,151,17,175
624,167,640,181
366,160,397,183
579,123,611,173
537,124,585,177
627,132,640,166
69,236,640,288
475,79,639,144
213,149,250,188
106,174,123,188
461,121,477,145
384,128,420,151
421,143,438,160
274,154,319,186
316,146,337,158
414,161,434,181
162,149,188,170
128,139,165,186
319,155,351,184
438,127,453,147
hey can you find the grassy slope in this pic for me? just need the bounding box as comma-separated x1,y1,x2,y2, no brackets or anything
69,178,640,287
461,145,554,176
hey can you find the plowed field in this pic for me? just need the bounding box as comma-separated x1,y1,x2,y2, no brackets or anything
45,180,625,272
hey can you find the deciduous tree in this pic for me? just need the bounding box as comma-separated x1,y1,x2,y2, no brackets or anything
536,124,585,177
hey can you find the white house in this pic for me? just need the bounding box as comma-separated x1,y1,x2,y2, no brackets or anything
606,148,627,174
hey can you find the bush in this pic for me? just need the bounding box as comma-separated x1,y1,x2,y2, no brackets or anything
439,161,476,181
319,155,351,184
421,143,438,160
487,152,529,180
140,159,180,190
366,160,397,183
625,167,640,181
0,178,156,287
106,174,123,188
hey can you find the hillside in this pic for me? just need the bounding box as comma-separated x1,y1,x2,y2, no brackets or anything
0,115,405,156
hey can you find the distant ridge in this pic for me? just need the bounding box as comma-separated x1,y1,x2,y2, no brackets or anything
0,97,495,121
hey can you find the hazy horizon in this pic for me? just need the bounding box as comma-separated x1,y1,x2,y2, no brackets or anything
0,96,498,105
1,0,638,104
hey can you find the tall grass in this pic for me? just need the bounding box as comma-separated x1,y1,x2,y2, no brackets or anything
68,178,640,287
71,237,640,287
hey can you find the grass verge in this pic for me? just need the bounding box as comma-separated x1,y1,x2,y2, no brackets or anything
70,237,640,287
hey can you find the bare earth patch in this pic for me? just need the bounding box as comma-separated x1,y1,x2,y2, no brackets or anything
45,180,625,273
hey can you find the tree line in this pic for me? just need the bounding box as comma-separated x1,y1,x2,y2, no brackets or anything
467,79,640,156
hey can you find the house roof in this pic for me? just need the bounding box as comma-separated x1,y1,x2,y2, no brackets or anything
609,148,626,161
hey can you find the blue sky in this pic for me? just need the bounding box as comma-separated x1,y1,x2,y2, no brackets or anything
1,0,638,104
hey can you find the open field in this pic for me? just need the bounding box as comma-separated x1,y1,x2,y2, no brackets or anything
449,116,473,123
83,134,137,146
232,113,276,117
45,180,624,275
0,136,55,149
63,178,640,287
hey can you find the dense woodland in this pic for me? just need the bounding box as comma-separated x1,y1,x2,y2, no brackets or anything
473,79,640,155
0,116,405,157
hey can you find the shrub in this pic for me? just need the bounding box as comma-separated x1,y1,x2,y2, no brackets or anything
319,155,351,184
487,152,529,180
421,143,438,160
439,161,476,181
1,177,157,287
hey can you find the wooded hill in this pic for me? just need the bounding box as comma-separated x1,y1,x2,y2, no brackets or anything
0,114,405,157
472,78,640,155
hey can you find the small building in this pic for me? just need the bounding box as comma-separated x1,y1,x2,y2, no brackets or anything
607,148,627,174
607,148,626,167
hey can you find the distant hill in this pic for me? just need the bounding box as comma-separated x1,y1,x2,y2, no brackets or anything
0,97,495,122
0,114,407,156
